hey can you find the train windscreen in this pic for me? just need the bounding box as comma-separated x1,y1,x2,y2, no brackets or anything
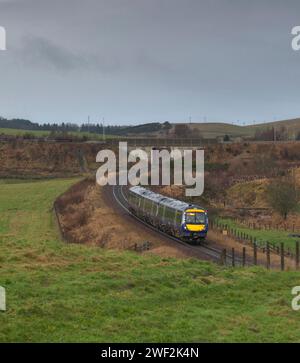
185,212,206,224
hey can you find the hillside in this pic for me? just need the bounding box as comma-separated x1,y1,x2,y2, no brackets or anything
169,122,251,139
1,117,300,140
0,141,104,178
160,119,300,139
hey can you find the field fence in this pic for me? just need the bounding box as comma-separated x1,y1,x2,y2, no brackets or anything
229,217,300,234
210,219,300,270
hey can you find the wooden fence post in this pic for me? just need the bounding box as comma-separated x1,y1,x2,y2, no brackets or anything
232,248,235,267
266,242,270,270
296,241,300,271
242,247,246,267
253,242,257,265
280,243,285,271
220,249,227,265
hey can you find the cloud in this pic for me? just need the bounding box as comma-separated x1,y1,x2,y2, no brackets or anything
14,34,176,80
15,35,122,72
1,0,300,124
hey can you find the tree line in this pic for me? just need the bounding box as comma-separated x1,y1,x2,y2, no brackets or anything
0,117,172,136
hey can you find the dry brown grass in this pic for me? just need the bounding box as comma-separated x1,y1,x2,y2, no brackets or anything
54,180,202,258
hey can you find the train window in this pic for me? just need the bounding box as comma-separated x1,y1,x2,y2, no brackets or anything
141,197,146,211
144,198,148,212
175,211,182,226
164,207,169,221
159,205,165,222
149,200,153,213
134,195,138,206
173,211,177,226
129,193,134,205
131,194,137,206
150,201,155,216
143,198,148,212
145,199,150,213
154,203,159,217
149,201,153,215
165,207,175,223
158,204,164,220
145,198,152,213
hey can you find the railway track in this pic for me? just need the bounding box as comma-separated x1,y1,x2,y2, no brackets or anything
111,185,247,266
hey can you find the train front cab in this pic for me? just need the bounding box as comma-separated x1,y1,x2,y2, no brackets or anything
181,208,208,242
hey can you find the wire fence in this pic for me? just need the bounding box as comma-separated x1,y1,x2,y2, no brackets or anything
211,219,300,270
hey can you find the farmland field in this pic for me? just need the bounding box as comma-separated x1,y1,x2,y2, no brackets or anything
0,127,119,140
1,179,300,342
215,217,300,252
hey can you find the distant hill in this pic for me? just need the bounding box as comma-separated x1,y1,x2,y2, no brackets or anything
0,117,40,130
152,119,300,139
119,118,300,139
1,116,300,139
169,122,250,139
0,117,168,136
247,118,300,134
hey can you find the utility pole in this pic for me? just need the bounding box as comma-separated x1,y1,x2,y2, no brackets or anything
87,115,90,134
102,117,105,142
273,126,276,142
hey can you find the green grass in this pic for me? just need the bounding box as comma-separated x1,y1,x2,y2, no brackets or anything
0,128,50,137
216,217,299,252
0,127,119,140
1,179,300,342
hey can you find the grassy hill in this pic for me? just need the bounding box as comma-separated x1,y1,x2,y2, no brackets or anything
1,178,300,342
167,118,300,139
249,118,300,130
171,122,253,139
1,118,300,140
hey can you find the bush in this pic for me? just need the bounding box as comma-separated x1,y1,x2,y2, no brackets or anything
267,177,299,219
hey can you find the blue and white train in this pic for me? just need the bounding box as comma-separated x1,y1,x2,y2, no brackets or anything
128,186,208,243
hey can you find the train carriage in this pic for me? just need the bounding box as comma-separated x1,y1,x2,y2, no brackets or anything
128,186,208,243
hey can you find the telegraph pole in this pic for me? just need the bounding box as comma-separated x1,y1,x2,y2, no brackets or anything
102,117,105,142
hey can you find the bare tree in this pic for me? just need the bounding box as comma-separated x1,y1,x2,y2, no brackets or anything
267,177,299,219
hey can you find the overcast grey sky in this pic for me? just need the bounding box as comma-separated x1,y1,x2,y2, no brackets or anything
0,0,300,125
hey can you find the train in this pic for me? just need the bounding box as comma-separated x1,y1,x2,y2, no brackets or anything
128,186,208,243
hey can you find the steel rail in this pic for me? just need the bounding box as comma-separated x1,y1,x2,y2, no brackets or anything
112,185,247,265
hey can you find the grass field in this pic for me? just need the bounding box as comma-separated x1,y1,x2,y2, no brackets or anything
1,179,300,342
216,217,299,252
0,128,50,137
0,127,118,140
